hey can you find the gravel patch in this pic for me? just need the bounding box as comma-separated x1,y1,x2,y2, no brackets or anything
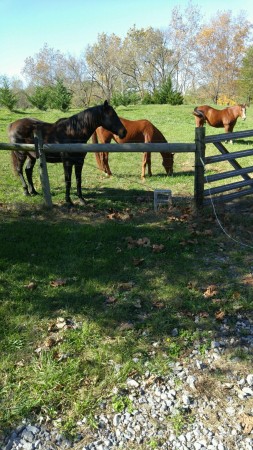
2,313,253,450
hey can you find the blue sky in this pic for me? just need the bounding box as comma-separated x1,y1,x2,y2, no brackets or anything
1,0,253,80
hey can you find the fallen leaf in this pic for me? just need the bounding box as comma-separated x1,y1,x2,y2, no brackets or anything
136,237,151,247
179,239,198,246
215,310,225,321
105,296,118,305
48,317,76,332
152,244,165,253
187,281,198,290
118,281,135,290
242,274,253,286
212,298,223,304
53,351,69,362
44,337,58,348
144,375,157,387
152,301,165,309
118,322,134,331
24,281,37,290
199,311,209,318
133,299,142,309
107,211,132,221
203,285,218,298
240,414,253,434
202,229,213,236
132,257,144,266
50,279,66,287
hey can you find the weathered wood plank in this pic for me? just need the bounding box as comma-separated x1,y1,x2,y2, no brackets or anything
212,141,251,181
205,129,253,143
204,178,253,196
205,166,253,183
203,187,253,204
0,142,196,153
204,148,253,164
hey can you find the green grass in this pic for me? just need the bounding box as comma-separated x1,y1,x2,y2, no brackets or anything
0,104,253,443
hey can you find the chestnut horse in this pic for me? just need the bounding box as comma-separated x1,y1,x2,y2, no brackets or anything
8,101,126,204
92,117,174,178
193,104,246,134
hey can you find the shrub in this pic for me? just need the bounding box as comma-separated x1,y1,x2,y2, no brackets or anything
0,77,18,111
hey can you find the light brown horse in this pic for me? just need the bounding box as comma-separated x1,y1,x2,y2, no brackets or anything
193,104,246,133
92,117,174,178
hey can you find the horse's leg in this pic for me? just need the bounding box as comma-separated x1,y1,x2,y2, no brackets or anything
102,152,112,176
147,152,152,176
25,155,39,195
75,160,85,205
63,161,74,205
142,152,152,178
13,152,30,196
224,124,234,144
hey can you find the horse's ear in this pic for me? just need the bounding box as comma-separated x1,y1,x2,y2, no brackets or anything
104,100,109,108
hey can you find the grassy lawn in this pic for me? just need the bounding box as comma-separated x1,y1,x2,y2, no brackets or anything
0,104,253,441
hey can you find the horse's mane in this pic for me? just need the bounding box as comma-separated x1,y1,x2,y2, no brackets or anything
63,105,103,133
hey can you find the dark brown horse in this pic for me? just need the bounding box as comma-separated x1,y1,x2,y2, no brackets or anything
92,117,174,179
8,101,126,204
193,104,246,133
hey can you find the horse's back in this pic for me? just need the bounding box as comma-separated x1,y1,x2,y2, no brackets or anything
117,118,167,143
8,118,43,143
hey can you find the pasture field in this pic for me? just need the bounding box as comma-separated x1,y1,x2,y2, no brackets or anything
0,104,253,444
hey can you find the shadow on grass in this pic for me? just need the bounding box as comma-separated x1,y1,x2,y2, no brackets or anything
0,189,252,342
0,192,205,338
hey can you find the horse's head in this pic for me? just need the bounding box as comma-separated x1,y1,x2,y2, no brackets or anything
162,152,174,176
240,104,247,121
101,100,127,139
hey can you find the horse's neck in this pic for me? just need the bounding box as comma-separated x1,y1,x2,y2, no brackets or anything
80,107,102,140
227,106,239,118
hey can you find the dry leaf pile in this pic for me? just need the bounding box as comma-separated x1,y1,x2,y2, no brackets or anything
125,236,165,253
34,317,80,356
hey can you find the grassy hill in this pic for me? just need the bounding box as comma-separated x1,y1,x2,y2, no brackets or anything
0,104,253,442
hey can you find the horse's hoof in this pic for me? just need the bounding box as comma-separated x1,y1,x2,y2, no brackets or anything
30,190,39,196
65,199,74,207
79,198,86,206
23,189,30,196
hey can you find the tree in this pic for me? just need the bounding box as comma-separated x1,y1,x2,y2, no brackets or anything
0,77,17,111
22,43,66,86
238,46,253,103
26,86,50,110
64,53,92,107
195,11,252,102
49,79,72,111
167,2,203,94
153,77,184,104
118,26,174,100
85,33,122,101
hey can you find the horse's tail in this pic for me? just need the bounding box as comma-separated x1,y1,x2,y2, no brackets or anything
11,151,19,176
193,107,206,120
8,123,18,177
92,131,104,170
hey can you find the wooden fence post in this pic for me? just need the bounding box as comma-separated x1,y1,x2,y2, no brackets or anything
34,127,53,208
194,127,205,208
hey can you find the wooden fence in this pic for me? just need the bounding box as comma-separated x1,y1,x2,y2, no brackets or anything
203,129,253,205
1,126,253,208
